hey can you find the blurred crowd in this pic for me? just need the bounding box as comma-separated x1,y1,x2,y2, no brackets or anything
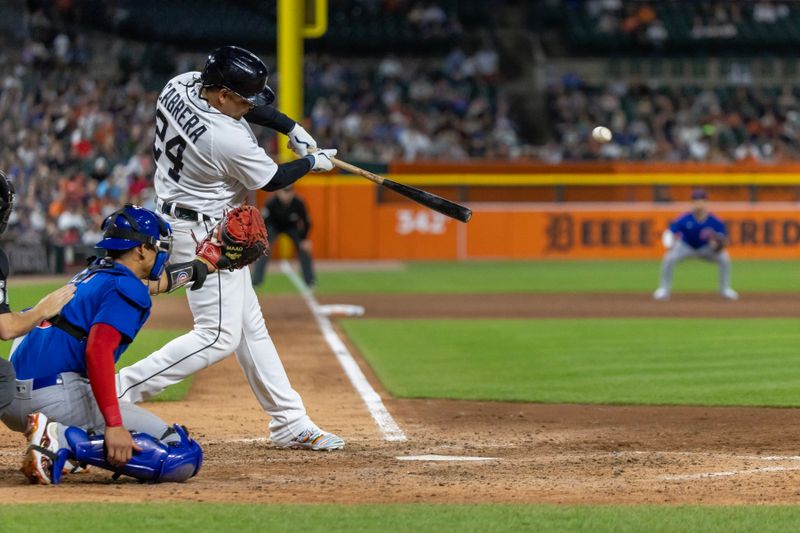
0,43,157,259
543,79,800,162
305,46,524,161
581,0,794,45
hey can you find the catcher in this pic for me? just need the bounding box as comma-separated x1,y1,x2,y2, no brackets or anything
654,189,738,301
116,45,344,451
4,205,205,485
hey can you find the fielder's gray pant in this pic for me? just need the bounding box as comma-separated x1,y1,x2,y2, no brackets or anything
657,240,732,293
1,372,176,445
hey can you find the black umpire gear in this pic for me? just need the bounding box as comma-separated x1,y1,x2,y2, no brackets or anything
0,171,15,237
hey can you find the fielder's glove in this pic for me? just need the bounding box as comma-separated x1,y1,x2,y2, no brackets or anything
196,205,269,271
287,123,317,156
707,232,727,252
306,148,337,173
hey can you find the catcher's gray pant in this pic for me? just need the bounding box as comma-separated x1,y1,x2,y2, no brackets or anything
117,215,312,445
657,240,732,293
1,372,176,445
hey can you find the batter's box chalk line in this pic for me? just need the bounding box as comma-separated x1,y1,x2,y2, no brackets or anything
396,455,500,462
661,465,800,481
281,260,407,443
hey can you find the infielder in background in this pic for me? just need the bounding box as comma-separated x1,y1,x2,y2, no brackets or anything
0,172,76,418
654,189,738,301
4,205,203,485
116,45,344,450
251,185,316,289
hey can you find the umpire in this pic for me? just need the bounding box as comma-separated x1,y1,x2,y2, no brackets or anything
251,186,316,288
0,172,75,416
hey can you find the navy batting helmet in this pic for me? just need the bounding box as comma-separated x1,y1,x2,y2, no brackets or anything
96,204,172,280
0,171,15,237
200,46,275,107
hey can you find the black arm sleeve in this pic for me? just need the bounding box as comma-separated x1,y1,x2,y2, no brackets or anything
261,157,313,192
244,105,296,134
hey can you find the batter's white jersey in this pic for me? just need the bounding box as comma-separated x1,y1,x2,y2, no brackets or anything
117,71,324,446
153,71,278,218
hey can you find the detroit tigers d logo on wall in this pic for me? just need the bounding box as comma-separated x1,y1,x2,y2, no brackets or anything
544,212,800,256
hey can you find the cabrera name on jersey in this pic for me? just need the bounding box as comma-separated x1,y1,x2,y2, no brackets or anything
153,71,278,219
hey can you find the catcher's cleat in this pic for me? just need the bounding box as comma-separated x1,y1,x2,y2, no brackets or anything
20,412,61,485
282,427,345,451
653,288,670,301
721,288,739,300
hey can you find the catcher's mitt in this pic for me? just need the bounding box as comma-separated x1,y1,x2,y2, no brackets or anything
196,205,269,270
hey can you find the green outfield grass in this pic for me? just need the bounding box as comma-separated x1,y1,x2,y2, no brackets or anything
341,318,800,406
304,260,799,294
11,260,800,299
2,504,800,532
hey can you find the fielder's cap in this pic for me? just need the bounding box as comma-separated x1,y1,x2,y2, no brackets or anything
691,188,707,200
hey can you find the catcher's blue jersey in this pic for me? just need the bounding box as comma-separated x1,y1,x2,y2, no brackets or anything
669,212,727,250
11,260,151,380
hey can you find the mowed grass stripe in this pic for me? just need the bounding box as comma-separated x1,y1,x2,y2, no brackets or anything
8,260,800,298
341,318,800,406
4,504,800,532
313,260,800,294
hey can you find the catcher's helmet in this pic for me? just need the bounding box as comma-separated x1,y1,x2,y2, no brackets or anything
96,204,172,280
0,171,15,237
200,45,275,107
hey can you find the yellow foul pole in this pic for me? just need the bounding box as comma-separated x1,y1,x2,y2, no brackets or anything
277,0,327,162
277,0,303,163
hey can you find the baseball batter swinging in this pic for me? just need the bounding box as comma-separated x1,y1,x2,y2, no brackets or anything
116,46,344,450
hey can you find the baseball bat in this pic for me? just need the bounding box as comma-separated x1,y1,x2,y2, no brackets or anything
330,157,472,223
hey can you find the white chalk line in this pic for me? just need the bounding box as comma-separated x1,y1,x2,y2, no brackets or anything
661,466,800,481
281,261,407,442
397,454,499,462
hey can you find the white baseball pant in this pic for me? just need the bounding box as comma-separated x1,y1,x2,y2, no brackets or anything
116,214,312,444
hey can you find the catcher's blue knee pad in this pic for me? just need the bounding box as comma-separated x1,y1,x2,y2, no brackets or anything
52,424,202,484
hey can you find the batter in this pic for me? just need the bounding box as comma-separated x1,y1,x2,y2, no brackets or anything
116,46,344,450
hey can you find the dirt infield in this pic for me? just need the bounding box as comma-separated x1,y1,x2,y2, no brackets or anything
1,291,800,504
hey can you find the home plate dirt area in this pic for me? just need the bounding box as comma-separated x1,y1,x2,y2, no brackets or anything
1,292,800,504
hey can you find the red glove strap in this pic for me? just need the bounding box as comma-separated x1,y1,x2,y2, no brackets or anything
85,323,123,427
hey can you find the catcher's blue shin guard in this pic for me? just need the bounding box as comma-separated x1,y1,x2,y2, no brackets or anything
51,424,202,484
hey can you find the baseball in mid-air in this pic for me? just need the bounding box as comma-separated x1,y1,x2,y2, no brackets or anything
592,126,613,143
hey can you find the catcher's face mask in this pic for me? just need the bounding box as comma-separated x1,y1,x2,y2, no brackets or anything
98,204,173,281
149,218,172,281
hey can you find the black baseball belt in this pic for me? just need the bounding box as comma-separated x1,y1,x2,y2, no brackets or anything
160,202,215,222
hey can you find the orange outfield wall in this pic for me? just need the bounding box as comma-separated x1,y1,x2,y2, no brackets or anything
268,182,800,260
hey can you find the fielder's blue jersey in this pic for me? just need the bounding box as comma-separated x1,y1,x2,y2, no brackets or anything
669,212,727,250
11,260,151,380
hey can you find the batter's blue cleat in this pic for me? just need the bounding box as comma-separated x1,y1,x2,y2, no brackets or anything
283,427,345,451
